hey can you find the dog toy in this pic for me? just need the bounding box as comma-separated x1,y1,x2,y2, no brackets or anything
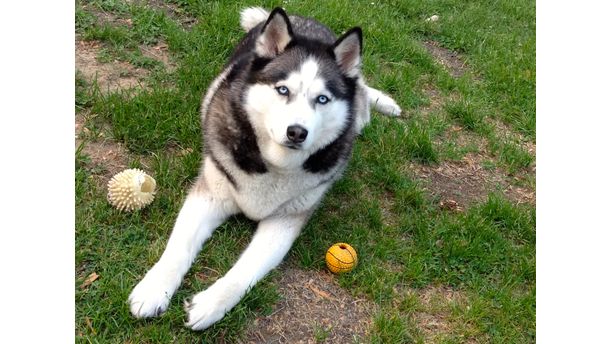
325,243,357,274
107,169,156,211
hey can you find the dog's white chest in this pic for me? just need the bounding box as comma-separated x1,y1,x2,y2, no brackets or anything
232,171,328,220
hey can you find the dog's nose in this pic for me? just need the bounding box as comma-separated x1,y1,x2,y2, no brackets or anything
286,125,308,143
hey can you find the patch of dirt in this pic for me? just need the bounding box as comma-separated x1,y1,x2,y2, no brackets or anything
408,150,535,208
423,41,467,78
438,124,488,151
243,267,375,344
75,5,183,184
82,2,133,28
410,286,482,344
83,0,197,28
76,113,132,179
76,40,148,92
76,111,155,190
420,84,445,114
414,287,462,337
76,2,179,91
406,110,535,207
379,192,399,228
140,41,176,71
489,118,536,161
78,137,132,178
144,0,198,28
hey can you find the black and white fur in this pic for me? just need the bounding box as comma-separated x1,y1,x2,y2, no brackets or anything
128,7,401,330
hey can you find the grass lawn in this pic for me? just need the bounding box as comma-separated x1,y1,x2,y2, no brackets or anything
75,0,535,342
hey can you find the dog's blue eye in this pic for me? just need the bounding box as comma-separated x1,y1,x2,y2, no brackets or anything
317,95,329,104
276,86,289,96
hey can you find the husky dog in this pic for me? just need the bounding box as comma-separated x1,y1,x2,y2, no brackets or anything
128,7,401,330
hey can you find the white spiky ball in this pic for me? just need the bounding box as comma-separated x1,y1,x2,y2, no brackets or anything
107,169,156,211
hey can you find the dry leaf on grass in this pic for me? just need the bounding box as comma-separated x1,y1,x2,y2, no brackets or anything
85,316,97,335
80,272,99,289
439,199,463,212
307,284,333,300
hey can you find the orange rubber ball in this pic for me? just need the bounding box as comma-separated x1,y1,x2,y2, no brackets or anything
325,243,357,274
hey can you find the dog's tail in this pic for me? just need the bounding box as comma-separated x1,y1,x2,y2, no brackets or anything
240,7,270,32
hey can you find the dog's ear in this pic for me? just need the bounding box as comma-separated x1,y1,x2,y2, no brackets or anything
255,7,293,58
332,27,362,77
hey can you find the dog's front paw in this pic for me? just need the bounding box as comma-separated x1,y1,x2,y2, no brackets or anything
185,279,242,330
128,268,177,318
374,94,402,116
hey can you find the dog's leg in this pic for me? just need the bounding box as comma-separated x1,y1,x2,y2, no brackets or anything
355,82,402,134
185,214,307,330
354,82,372,134
128,189,236,318
366,85,402,116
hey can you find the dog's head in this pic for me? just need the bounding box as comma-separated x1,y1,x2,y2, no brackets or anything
243,8,362,154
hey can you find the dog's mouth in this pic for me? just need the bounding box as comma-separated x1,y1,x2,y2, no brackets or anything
282,142,302,150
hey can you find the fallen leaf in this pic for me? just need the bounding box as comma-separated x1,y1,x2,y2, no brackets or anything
307,284,332,300
178,147,193,157
85,317,97,335
439,199,462,212
80,272,99,289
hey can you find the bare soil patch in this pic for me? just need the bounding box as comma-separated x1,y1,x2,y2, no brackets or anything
489,118,536,161
379,191,399,228
423,40,467,78
76,40,148,93
410,286,482,344
144,0,198,28
76,2,178,91
75,26,168,181
409,83,536,207
82,2,133,28
408,150,535,208
75,37,146,181
76,113,132,180
140,41,176,72
243,267,375,344
77,137,131,179
420,83,446,114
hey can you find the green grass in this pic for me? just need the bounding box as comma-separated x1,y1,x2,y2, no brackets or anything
393,0,536,137
490,140,535,175
76,0,535,342
371,311,417,344
445,99,486,132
